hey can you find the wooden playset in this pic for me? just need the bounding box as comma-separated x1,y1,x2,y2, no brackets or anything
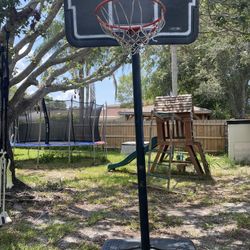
149,94,211,177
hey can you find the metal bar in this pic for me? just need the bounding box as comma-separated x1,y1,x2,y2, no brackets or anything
147,111,154,173
41,98,50,144
37,100,43,167
104,102,108,158
68,99,73,164
92,101,97,164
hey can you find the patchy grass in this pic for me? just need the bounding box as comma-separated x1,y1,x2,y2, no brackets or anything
235,213,250,230
162,215,184,228
0,222,58,250
1,149,250,249
86,211,108,226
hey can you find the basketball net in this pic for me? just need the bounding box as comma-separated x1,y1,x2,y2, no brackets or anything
96,0,166,55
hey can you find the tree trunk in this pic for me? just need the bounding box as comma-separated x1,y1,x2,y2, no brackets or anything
7,124,31,190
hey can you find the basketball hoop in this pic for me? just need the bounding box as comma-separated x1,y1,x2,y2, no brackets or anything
95,0,166,54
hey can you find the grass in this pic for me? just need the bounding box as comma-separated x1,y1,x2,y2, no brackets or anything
206,154,236,169
235,213,250,230
0,222,58,250
86,211,108,226
206,212,250,230
44,222,77,244
1,148,249,249
0,220,97,250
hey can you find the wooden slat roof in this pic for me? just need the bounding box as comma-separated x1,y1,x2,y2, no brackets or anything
154,94,193,114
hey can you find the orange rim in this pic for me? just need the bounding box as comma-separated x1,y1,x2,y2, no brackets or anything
95,0,166,31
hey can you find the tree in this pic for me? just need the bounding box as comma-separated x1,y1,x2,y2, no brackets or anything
204,36,249,118
142,46,172,101
0,0,127,188
116,74,134,106
206,0,249,37
117,0,249,118
205,0,250,118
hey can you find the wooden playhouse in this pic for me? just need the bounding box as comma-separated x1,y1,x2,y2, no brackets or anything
149,94,211,177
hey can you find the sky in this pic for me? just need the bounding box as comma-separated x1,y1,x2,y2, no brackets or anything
49,77,121,105
95,79,119,105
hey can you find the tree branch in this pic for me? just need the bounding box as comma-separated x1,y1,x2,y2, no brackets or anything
11,40,36,69
13,0,62,55
27,46,91,82
11,29,65,86
9,48,91,107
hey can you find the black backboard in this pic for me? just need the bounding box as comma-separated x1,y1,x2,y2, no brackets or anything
64,0,199,47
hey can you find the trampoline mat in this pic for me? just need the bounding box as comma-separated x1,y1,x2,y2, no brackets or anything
12,141,106,148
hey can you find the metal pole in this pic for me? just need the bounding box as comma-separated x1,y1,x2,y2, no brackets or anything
171,45,178,96
132,53,150,250
103,102,108,158
92,101,97,164
0,29,12,224
68,99,73,164
37,101,42,167
42,98,50,145
147,111,154,173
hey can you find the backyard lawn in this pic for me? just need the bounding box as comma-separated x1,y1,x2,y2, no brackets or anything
0,148,249,250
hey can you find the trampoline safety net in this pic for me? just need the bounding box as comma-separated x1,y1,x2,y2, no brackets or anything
14,100,104,144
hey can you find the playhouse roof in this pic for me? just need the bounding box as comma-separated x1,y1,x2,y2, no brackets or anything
154,94,193,114
118,95,212,120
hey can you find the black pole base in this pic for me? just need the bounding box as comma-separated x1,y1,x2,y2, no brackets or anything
102,238,195,250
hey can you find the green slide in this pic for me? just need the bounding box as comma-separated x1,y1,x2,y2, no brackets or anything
108,137,158,171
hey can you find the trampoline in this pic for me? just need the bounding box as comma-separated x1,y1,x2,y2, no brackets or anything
12,99,107,163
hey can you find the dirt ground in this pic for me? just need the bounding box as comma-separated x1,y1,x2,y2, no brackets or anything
4,165,250,250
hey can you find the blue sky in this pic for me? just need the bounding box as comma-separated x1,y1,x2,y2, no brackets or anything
49,77,121,105
95,79,119,104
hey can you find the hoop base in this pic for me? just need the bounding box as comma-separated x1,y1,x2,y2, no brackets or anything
102,238,196,250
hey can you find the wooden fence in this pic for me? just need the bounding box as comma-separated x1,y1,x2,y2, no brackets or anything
104,120,227,153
